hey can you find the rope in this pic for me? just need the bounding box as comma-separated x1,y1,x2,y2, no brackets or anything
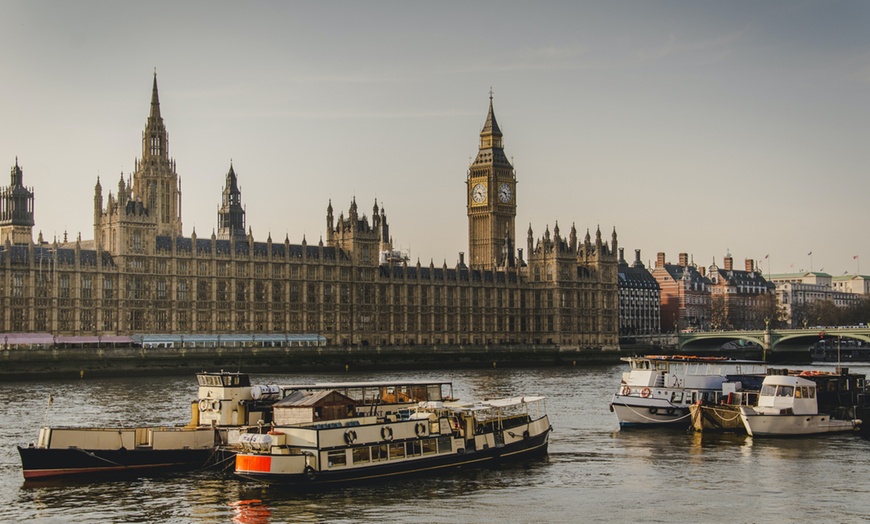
71,447,126,468
622,403,690,423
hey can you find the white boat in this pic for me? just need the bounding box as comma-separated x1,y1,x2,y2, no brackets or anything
234,395,551,487
18,372,455,480
739,374,862,436
609,355,767,428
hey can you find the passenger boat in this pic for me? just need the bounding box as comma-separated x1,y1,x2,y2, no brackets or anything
609,355,767,428
739,372,863,437
689,377,763,432
17,372,454,480
234,395,551,487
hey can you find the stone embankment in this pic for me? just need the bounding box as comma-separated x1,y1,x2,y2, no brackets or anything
0,342,770,381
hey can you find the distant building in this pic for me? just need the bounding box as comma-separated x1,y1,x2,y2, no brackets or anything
617,248,660,336
769,272,864,327
707,255,775,330
0,75,618,350
651,252,711,332
832,274,870,295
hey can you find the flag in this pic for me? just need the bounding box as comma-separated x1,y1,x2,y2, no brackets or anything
854,255,859,260
807,251,813,256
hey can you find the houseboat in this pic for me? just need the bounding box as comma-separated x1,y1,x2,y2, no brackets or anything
234,394,551,487
739,372,863,436
609,355,767,428
18,372,455,480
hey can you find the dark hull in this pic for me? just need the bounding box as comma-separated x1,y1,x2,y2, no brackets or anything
18,446,215,480
236,429,550,488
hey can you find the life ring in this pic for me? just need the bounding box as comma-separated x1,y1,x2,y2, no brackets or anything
522,430,530,439
199,399,209,412
641,388,651,398
305,465,317,481
381,426,393,441
211,399,222,411
415,422,427,437
344,429,357,445
649,407,658,415
621,386,632,396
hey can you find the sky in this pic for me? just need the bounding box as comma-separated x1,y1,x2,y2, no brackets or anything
1,1,868,276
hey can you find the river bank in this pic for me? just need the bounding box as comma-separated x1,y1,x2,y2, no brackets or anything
0,342,775,381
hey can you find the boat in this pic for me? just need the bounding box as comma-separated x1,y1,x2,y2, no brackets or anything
234,394,551,487
609,355,768,428
689,378,763,432
739,373,862,436
18,372,455,480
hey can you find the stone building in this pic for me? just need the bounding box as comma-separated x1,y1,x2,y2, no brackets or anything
707,254,775,330
0,75,618,349
617,248,660,336
651,252,711,332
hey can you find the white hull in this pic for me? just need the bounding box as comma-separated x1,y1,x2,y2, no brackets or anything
610,395,690,427
740,411,860,436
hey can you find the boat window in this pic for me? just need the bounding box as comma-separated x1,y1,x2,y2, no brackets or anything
795,387,802,398
407,440,423,456
428,385,443,401
807,387,815,399
761,385,777,396
371,445,388,462
671,392,683,403
776,386,794,397
437,436,453,453
656,362,668,371
327,450,347,468
388,443,405,460
421,438,437,455
351,447,370,464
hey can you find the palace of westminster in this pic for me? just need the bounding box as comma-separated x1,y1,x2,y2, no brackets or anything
0,75,619,349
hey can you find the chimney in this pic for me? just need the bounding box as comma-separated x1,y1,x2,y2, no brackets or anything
458,252,465,267
724,255,733,271
679,253,688,267
634,249,642,268
745,259,754,272
618,247,625,264
656,252,666,268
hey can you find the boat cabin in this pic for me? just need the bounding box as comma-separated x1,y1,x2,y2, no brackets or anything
755,375,817,416
272,390,357,425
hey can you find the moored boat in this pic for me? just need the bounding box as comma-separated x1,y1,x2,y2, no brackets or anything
234,395,551,487
739,373,862,437
18,372,455,480
609,355,767,428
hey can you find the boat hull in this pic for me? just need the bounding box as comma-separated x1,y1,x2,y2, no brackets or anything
740,412,860,437
17,446,215,480
235,428,549,488
610,396,691,427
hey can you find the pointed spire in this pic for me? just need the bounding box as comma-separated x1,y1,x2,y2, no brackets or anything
150,69,161,120
481,87,502,136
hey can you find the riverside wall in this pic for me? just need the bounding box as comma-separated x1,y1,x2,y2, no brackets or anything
0,342,769,381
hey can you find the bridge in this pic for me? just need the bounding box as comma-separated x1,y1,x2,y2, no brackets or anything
678,327,870,357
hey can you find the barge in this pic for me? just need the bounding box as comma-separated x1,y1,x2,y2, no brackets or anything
235,395,550,488
18,372,454,480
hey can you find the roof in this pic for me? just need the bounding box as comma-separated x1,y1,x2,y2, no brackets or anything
274,389,353,407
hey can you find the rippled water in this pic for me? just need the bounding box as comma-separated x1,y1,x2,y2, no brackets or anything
2,363,869,523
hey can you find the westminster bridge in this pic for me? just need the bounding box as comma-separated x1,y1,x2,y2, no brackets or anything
678,327,870,359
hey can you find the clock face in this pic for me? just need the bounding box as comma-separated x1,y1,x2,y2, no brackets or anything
472,183,486,204
498,183,512,203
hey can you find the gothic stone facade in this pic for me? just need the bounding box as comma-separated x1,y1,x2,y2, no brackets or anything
0,76,618,349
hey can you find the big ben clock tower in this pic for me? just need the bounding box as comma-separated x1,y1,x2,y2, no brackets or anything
467,92,516,270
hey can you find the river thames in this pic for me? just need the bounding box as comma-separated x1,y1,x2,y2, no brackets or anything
2,362,869,523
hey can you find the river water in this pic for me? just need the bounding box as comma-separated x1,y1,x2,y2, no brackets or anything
2,362,869,523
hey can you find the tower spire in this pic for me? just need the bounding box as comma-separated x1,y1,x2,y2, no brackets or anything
150,69,161,120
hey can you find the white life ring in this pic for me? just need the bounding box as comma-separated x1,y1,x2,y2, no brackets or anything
381,426,393,441
199,399,209,412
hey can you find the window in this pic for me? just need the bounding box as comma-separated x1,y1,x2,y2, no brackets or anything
326,450,347,468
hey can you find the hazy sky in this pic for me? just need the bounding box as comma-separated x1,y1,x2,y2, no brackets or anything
1,1,868,276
